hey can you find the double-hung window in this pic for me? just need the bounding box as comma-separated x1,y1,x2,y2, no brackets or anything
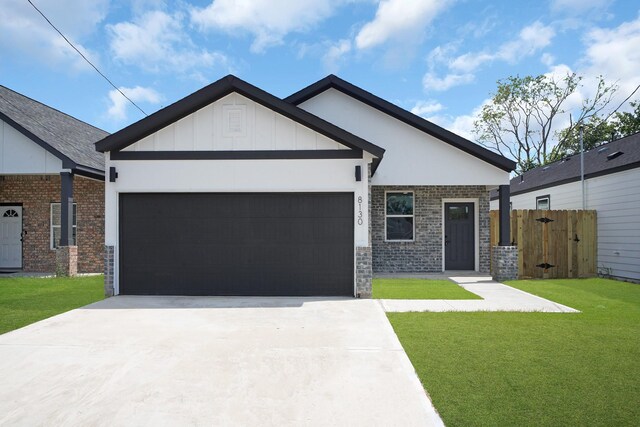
51,203,77,249
385,192,414,241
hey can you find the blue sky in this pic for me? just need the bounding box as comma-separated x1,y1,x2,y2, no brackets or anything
1,0,639,140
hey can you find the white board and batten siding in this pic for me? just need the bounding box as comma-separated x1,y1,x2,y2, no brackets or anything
122,93,349,152
0,119,62,174
490,167,640,282
297,88,510,186
105,92,371,280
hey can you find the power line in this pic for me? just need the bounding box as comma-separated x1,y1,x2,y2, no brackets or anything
26,0,148,117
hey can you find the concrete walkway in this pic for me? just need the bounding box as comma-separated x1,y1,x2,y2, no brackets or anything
379,275,579,313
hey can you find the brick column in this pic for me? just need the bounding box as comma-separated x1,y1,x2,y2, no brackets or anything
356,246,372,298
55,246,78,277
104,245,115,297
491,245,518,282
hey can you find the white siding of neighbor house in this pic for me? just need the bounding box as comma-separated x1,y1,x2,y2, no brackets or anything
490,167,640,282
0,119,63,174
297,88,510,186
122,93,349,152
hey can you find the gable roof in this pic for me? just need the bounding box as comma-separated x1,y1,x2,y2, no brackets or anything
490,132,640,199
285,74,516,173
0,85,107,173
95,75,385,160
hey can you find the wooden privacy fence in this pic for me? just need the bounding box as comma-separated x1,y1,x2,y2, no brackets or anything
490,210,597,279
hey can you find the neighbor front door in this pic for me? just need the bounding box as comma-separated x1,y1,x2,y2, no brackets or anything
0,206,22,269
444,203,474,270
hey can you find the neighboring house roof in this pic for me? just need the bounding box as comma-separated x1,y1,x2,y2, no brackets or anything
285,74,516,173
95,75,385,161
490,132,640,199
0,85,107,175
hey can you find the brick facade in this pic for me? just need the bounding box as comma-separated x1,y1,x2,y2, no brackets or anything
372,185,490,273
0,174,104,273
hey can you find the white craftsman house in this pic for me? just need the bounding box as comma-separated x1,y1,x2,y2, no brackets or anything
490,132,640,282
96,75,515,297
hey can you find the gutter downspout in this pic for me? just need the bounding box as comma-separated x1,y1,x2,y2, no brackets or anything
580,124,586,210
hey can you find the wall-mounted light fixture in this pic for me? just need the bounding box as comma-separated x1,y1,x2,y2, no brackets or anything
109,167,118,182
355,165,362,182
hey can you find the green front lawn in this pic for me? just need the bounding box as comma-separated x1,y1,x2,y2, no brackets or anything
388,278,640,426
372,278,481,299
0,275,104,335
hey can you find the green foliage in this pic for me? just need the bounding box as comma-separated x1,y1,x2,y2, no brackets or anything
615,100,640,136
0,275,104,334
474,73,617,172
372,278,481,300
388,278,640,426
551,100,640,161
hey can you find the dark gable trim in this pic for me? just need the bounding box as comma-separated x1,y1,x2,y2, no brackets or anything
110,149,362,161
285,75,516,173
489,160,640,200
0,110,77,169
95,75,384,160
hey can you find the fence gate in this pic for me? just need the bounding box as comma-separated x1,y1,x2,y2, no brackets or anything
490,210,597,279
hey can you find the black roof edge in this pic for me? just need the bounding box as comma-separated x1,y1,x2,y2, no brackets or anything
0,110,77,170
95,75,385,159
285,74,516,173
489,159,640,200
73,165,105,181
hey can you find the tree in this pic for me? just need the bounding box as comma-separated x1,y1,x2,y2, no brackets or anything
549,116,617,161
550,100,640,161
473,73,617,174
615,101,640,136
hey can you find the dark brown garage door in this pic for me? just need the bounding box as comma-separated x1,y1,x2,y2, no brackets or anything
119,193,354,296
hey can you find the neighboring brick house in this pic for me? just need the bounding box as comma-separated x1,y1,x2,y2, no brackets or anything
0,85,106,273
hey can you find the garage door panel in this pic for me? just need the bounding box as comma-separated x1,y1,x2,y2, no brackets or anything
119,193,354,296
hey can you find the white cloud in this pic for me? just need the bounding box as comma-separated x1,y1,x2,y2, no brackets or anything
108,10,229,74
411,100,444,117
107,86,162,121
541,52,556,67
355,0,451,50
550,0,610,14
422,72,474,91
191,0,355,53
582,15,640,98
323,39,352,72
0,0,107,71
449,21,555,73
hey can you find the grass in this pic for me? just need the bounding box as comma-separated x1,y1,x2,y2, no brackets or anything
0,275,104,335
388,278,640,426
372,278,481,300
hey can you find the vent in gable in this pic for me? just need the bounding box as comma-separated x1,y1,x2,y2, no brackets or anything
223,104,246,137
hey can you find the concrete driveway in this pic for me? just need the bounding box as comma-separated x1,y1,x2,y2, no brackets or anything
0,296,442,426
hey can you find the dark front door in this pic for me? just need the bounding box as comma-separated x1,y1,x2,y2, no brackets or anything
444,203,475,270
119,193,354,296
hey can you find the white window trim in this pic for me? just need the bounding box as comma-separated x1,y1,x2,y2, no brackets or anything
384,190,415,242
441,198,479,272
50,202,77,250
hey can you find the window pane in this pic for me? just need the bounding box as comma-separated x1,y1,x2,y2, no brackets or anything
387,217,414,240
386,193,413,215
53,226,60,249
448,206,469,220
51,204,61,226
537,198,549,210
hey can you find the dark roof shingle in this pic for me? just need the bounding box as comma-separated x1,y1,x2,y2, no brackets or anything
0,85,107,171
491,132,640,199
